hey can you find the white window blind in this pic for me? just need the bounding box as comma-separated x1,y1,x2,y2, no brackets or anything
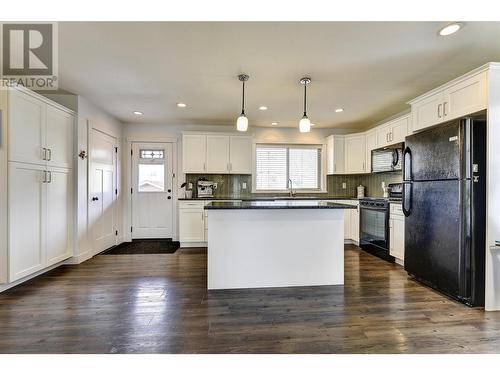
255,145,322,191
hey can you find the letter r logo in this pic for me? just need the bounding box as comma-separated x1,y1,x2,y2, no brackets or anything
2,23,53,75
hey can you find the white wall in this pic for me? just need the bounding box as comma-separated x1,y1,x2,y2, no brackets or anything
72,96,124,263
0,90,8,283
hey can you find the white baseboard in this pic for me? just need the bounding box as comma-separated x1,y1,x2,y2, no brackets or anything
65,249,93,265
180,242,207,248
395,258,404,266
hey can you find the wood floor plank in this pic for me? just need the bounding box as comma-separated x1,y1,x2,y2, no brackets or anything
0,245,500,353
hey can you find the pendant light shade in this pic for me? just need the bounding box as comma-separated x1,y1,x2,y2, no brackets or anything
299,115,311,133
236,114,248,132
236,74,249,132
299,77,311,133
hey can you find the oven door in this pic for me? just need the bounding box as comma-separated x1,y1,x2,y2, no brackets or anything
359,205,392,261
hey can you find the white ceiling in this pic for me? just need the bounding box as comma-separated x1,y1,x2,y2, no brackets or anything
58,22,500,130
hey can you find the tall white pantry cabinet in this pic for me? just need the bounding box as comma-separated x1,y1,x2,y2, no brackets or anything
0,87,75,284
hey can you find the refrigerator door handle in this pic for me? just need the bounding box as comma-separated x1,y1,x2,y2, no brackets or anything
403,146,412,181
402,182,412,217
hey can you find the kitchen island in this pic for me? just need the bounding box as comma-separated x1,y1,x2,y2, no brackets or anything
204,200,356,290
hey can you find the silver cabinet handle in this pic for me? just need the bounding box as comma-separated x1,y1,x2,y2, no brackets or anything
386,133,389,142
390,132,393,142
362,162,365,171
203,162,206,171
443,102,448,116
47,148,52,161
438,103,442,118
229,162,232,172
42,148,47,160
47,170,52,183
334,163,336,173
42,170,47,183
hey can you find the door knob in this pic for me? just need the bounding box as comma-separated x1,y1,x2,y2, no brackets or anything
167,196,172,199
92,197,99,201
167,189,171,193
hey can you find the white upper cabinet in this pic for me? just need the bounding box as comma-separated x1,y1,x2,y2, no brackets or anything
8,89,46,165
206,135,230,173
376,114,409,148
365,130,377,174
182,133,252,174
8,88,75,168
183,134,207,173
46,104,74,169
344,134,367,174
442,71,487,121
326,135,345,174
229,136,252,174
409,70,487,133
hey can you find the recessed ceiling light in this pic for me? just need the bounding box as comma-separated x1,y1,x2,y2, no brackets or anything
259,106,268,111
271,122,278,125
133,111,143,115
335,108,344,113
439,23,463,36
177,103,187,108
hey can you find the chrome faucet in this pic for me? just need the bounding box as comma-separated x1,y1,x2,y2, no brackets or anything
288,178,295,197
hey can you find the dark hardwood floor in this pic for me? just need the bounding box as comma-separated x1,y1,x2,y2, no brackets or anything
1,245,500,353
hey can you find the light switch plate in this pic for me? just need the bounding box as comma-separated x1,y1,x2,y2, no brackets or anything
242,182,247,190
342,182,346,189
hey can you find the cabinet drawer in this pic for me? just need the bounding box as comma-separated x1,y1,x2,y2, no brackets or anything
179,201,206,209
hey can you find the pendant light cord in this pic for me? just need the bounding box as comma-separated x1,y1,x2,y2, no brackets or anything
241,80,246,116
303,83,307,117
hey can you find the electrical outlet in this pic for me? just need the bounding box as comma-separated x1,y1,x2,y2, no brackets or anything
242,182,247,190
342,182,347,189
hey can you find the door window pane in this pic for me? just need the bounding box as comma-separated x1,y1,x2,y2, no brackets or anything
140,149,164,159
138,164,165,192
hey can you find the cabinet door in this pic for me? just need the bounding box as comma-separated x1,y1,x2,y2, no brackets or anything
8,162,46,282
443,72,487,121
390,216,405,261
391,116,409,144
350,203,359,242
46,104,74,169
327,136,345,174
344,208,351,239
183,135,207,173
411,91,444,132
365,130,377,173
229,136,252,174
179,209,205,242
345,135,366,174
376,124,391,148
46,168,72,266
206,135,230,173
8,90,46,165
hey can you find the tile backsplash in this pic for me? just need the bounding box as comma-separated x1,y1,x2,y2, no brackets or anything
183,171,402,198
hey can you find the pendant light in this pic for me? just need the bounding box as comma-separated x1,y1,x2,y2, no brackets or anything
299,77,312,133
236,74,249,132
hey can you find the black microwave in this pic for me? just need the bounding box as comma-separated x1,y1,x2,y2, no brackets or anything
371,143,403,173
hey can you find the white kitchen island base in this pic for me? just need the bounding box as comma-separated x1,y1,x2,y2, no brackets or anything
207,207,345,290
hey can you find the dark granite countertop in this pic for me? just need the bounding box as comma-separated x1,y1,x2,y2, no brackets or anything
204,201,357,210
179,196,357,201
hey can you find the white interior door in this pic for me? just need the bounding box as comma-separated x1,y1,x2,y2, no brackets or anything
89,128,117,255
132,142,173,239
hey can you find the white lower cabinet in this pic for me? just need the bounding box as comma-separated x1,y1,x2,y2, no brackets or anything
389,203,405,264
8,162,72,282
179,202,206,243
332,200,359,244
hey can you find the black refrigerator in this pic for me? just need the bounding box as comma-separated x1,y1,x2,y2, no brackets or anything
402,116,486,306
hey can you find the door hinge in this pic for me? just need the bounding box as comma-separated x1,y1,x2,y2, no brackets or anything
131,226,133,233
115,147,118,153
115,189,118,195
131,188,133,194
131,149,133,156
115,230,118,236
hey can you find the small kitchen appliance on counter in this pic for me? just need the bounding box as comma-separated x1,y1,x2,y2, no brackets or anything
357,185,365,198
197,180,217,198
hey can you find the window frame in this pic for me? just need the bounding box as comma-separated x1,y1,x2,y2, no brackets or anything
252,142,327,194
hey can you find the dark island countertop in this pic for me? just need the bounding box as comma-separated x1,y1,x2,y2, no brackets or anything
204,201,358,210
180,196,357,201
